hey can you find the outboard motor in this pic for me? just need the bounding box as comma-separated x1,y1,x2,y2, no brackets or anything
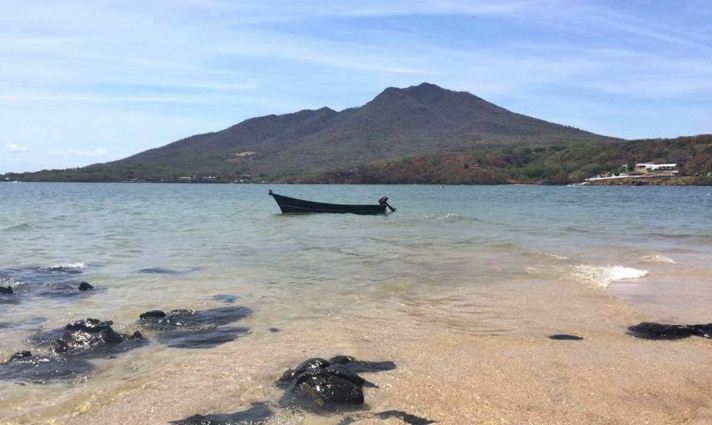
378,196,396,212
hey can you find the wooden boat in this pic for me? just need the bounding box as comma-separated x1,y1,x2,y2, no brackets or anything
268,190,395,215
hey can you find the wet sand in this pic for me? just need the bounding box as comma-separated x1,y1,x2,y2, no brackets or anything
4,274,712,425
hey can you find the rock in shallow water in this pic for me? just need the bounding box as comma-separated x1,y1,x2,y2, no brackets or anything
0,266,99,300
77,282,94,291
626,322,712,340
294,370,364,405
212,294,237,304
3,318,144,383
0,350,94,383
31,318,145,357
0,285,13,294
138,306,252,349
169,402,273,425
339,410,436,425
375,410,436,425
549,334,583,341
278,355,396,411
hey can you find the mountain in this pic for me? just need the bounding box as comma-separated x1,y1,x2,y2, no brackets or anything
10,82,677,183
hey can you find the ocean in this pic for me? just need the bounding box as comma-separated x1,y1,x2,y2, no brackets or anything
1,183,711,424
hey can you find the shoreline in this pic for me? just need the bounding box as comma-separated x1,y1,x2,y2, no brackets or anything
5,273,712,425
2,178,711,186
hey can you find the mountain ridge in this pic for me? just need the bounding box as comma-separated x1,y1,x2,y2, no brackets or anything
14,82,701,184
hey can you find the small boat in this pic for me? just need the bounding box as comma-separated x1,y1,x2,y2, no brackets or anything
268,190,395,215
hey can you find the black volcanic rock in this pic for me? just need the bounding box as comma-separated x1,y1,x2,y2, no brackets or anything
4,318,143,382
294,369,364,406
30,318,145,357
78,282,94,291
170,402,273,425
278,355,396,411
279,357,331,383
375,410,436,425
628,322,695,340
139,310,166,320
329,355,397,373
549,334,583,341
0,350,93,383
626,322,712,340
0,266,100,300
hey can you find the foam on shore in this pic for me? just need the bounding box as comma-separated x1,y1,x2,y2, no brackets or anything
44,262,86,273
571,264,648,288
641,253,676,264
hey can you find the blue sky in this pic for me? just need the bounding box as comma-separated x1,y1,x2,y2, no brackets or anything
1,0,711,173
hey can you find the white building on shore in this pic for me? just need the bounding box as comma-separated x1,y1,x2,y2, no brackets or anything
634,163,678,173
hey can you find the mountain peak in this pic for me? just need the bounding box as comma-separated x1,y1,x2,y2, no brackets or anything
3,83,617,181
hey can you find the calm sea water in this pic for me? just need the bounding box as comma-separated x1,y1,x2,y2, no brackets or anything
1,183,711,422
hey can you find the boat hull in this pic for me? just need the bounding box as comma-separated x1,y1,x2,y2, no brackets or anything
269,193,387,215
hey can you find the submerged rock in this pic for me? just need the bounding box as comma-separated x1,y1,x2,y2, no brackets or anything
138,306,251,349
0,286,13,294
549,334,583,341
139,267,200,275
212,294,237,304
279,357,331,382
31,318,145,357
628,322,696,340
139,310,166,320
78,282,94,291
375,410,436,425
0,350,93,383
329,355,397,373
4,318,143,383
278,355,396,411
170,402,273,425
0,266,100,300
628,322,712,340
692,324,712,338
295,369,364,405
139,267,180,274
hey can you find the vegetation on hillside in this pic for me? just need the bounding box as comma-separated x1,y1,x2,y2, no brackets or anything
1,84,710,185
290,135,712,185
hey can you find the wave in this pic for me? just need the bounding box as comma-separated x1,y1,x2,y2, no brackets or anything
641,253,676,264
571,264,648,288
2,223,31,232
139,266,200,275
424,213,478,223
439,213,464,222
44,262,86,273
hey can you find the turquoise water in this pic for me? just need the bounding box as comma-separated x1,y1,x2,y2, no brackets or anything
1,183,711,422
1,183,711,320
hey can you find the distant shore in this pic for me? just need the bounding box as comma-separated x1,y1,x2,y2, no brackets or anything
2,177,711,186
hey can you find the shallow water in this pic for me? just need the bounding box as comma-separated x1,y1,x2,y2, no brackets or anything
1,183,711,424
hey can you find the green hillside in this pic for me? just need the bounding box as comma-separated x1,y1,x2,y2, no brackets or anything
4,83,710,185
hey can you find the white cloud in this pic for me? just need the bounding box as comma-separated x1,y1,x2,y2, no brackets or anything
5,143,29,152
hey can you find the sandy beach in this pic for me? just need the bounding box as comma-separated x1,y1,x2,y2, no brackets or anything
5,265,712,424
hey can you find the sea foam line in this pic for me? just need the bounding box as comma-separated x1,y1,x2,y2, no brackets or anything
641,253,676,264
571,265,648,288
45,262,86,272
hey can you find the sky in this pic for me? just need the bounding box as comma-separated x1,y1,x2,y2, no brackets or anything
1,0,711,173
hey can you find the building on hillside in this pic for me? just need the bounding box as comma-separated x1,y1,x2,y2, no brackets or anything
634,163,678,174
